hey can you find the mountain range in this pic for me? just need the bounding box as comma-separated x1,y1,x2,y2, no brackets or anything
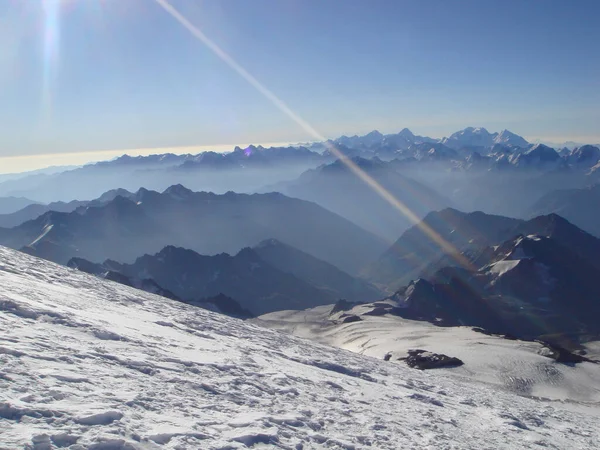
383,231,600,346
267,156,452,240
528,184,600,238
68,253,252,318
364,208,600,290
0,185,386,275
2,122,600,446
441,127,529,150
67,239,383,316
1,127,598,228
0,196,40,215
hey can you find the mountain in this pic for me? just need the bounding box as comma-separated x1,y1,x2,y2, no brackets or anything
409,142,461,161
364,208,600,289
0,188,140,229
441,127,528,151
528,184,600,238
3,246,597,448
0,200,86,228
0,186,386,274
67,256,253,318
384,138,586,220
0,146,326,202
509,144,563,170
0,196,40,215
493,129,529,147
67,256,181,299
253,238,385,301
386,233,600,344
364,208,522,288
270,157,451,240
0,165,79,185
69,245,340,316
335,130,385,148
332,128,436,153
68,238,385,315
332,127,528,158
567,145,600,170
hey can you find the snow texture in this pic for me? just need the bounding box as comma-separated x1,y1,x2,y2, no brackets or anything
1,246,599,449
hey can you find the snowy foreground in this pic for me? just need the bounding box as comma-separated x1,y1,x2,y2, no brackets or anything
0,247,599,449
256,304,600,404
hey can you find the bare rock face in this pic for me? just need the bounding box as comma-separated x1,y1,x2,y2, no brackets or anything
537,342,596,364
341,315,362,324
395,349,464,370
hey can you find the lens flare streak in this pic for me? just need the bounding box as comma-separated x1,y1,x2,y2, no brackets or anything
153,0,471,269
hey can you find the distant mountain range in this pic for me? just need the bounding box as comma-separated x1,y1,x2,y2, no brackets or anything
266,156,452,240
68,254,260,318
528,184,600,238
3,126,598,205
0,196,40,215
68,239,383,316
346,208,600,346
0,127,598,249
384,230,600,345
1,185,386,275
364,208,600,290
441,127,529,150
0,189,131,228
0,145,328,203
253,238,383,301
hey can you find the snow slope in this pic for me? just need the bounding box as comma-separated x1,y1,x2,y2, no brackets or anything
256,305,600,404
1,246,599,449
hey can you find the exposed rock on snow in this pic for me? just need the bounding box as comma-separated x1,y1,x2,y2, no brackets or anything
398,349,464,370
537,342,597,364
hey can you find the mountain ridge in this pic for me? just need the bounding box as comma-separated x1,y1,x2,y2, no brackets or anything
0,186,386,275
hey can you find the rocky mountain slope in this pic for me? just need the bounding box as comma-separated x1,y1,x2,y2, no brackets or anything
0,185,386,275
69,245,341,316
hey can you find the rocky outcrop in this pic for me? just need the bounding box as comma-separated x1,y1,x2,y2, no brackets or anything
394,349,464,370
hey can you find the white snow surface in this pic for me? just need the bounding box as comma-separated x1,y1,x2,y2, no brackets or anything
255,306,600,405
485,259,521,277
1,246,599,449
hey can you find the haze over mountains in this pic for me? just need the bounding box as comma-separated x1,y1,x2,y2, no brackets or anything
2,125,600,446
0,185,386,275
68,240,383,316
267,156,451,240
1,127,597,231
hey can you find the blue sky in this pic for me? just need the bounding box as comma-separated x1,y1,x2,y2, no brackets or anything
0,0,599,170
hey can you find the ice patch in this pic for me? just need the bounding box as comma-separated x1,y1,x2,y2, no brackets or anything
486,259,520,276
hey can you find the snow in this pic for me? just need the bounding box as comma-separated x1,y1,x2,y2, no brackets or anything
29,224,54,247
256,306,600,404
1,246,599,449
486,259,521,276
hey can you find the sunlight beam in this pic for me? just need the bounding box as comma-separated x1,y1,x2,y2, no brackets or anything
153,0,471,267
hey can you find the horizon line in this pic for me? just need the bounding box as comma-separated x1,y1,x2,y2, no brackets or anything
1,129,599,176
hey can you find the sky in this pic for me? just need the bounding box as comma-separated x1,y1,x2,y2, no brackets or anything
0,0,599,173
